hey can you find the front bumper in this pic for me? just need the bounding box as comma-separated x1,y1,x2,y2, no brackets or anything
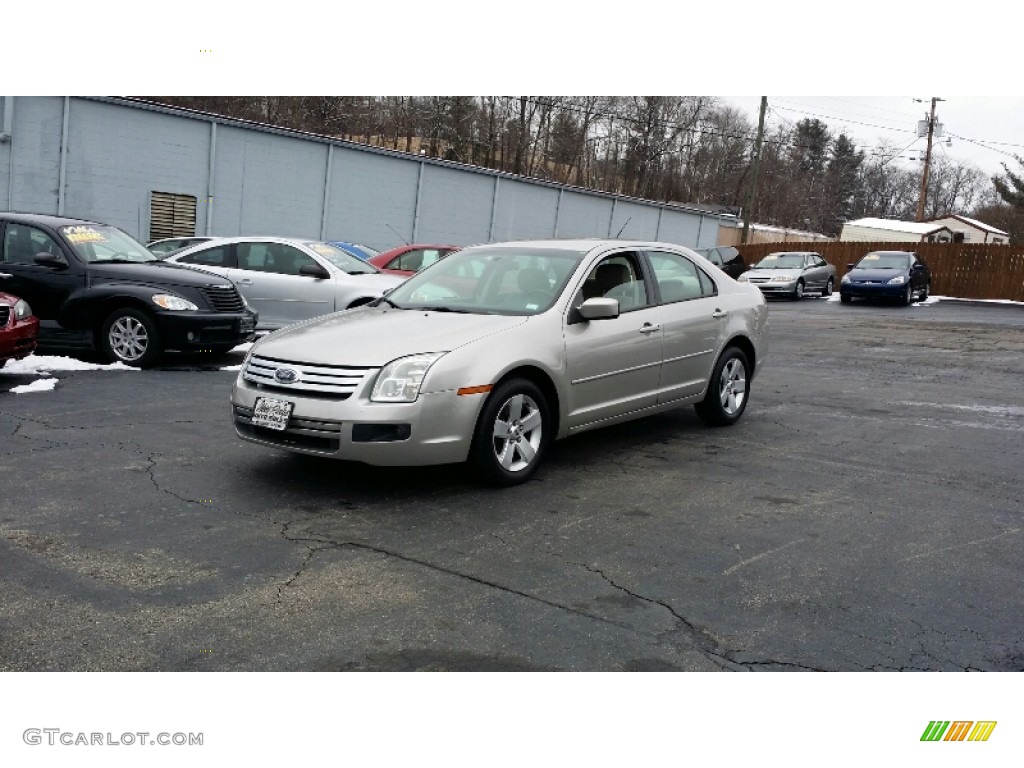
840,282,907,299
230,372,484,466
745,280,797,296
156,310,257,351
0,316,40,362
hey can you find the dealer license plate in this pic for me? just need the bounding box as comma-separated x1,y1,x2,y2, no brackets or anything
252,397,293,431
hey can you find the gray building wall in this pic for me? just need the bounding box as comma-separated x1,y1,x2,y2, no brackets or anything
1,96,733,251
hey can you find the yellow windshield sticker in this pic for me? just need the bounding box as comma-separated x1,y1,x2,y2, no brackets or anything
63,226,107,244
310,244,336,255
863,254,880,260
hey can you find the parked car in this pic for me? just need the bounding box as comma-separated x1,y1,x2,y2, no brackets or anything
0,291,39,366
326,241,380,261
695,246,746,279
0,213,256,366
737,251,836,299
147,236,218,258
231,239,769,486
368,244,461,276
840,250,931,306
165,237,405,331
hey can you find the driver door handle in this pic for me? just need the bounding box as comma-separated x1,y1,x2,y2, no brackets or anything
711,309,727,318
639,322,661,335
236,278,253,286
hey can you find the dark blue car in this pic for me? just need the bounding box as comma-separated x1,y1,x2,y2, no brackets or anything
839,250,931,306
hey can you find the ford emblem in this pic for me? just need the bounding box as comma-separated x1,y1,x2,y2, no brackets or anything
275,367,298,384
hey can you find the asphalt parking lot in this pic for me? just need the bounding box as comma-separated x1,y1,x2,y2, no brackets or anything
1,297,1022,671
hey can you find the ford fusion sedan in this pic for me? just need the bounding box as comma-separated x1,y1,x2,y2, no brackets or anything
738,251,836,299
840,250,931,305
166,237,405,330
231,239,769,486
0,213,256,366
0,291,39,366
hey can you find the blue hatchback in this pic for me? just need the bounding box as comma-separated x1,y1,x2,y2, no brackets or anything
840,250,931,306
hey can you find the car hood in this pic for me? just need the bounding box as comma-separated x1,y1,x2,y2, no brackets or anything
745,267,802,279
333,271,406,293
847,268,907,281
87,261,233,289
252,306,530,367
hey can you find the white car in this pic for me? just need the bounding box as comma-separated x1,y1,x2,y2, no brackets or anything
166,237,405,330
231,239,770,486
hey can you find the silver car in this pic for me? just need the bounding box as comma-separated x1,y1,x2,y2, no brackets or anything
166,236,405,330
231,239,769,485
737,251,836,299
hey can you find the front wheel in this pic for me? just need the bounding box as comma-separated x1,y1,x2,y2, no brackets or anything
470,378,550,486
695,347,750,427
840,293,851,304
902,283,913,306
792,280,805,301
100,307,162,367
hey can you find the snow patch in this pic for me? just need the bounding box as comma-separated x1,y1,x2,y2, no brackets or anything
9,377,60,394
1,355,140,375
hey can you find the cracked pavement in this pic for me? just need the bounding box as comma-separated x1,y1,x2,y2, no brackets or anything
1,299,1022,671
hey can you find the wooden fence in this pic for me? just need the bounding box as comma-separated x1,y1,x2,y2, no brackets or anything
733,242,1024,302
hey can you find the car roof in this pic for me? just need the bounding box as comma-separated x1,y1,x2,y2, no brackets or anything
0,211,110,228
865,250,915,255
462,238,696,253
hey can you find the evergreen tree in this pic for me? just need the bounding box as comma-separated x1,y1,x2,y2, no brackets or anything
993,155,1024,207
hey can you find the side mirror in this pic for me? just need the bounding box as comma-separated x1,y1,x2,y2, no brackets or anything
299,263,330,279
846,263,854,272
578,297,620,321
34,252,68,269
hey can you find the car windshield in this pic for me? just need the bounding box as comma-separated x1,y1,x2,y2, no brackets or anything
384,246,586,315
304,242,379,274
754,253,805,269
62,225,158,263
855,253,910,270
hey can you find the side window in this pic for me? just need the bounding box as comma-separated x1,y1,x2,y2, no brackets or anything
238,243,314,276
394,248,428,271
647,251,716,303
578,252,649,312
179,244,231,267
2,223,63,265
708,249,724,267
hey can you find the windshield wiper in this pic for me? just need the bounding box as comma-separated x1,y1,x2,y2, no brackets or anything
346,270,375,275
413,306,475,314
372,296,402,309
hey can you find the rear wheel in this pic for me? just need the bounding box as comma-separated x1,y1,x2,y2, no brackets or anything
821,278,833,297
920,281,930,301
470,378,550,486
695,347,750,427
99,307,162,367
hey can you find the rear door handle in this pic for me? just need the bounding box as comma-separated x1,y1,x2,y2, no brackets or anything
639,323,661,335
711,309,727,318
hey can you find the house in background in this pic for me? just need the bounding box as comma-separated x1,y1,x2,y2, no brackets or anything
839,217,954,243
926,215,1009,244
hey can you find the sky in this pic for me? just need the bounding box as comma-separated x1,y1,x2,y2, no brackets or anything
722,96,1024,179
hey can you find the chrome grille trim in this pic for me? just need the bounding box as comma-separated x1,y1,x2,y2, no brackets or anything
243,355,375,397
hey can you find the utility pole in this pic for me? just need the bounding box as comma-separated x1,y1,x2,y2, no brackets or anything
915,97,944,222
742,96,767,244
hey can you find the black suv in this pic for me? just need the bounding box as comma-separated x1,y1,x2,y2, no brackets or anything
695,246,746,279
0,213,257,366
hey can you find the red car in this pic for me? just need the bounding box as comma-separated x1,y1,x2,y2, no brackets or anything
0,291,39,366
368,244,460,277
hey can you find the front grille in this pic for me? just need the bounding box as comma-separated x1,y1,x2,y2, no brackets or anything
200,285,246,312
0,307,9,325
748,278,768,283
243,355,374,398
234,405,342,453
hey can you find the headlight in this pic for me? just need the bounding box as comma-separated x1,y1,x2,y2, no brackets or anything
13,299,32,320
152,293,198,311
887,275,907,285
371,352,446,403
737,274,749,282
841,274,850,283
771,275,793,283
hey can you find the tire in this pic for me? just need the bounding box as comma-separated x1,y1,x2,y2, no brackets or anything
792,280,805,301
470,378,550,486
840,293,851,304
902,284,913,306
695,346,750,427
920,281,930,301
821,278,833,297
99,307,162,367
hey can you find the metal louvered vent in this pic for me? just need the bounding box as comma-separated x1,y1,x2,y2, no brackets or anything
150,191,197,242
